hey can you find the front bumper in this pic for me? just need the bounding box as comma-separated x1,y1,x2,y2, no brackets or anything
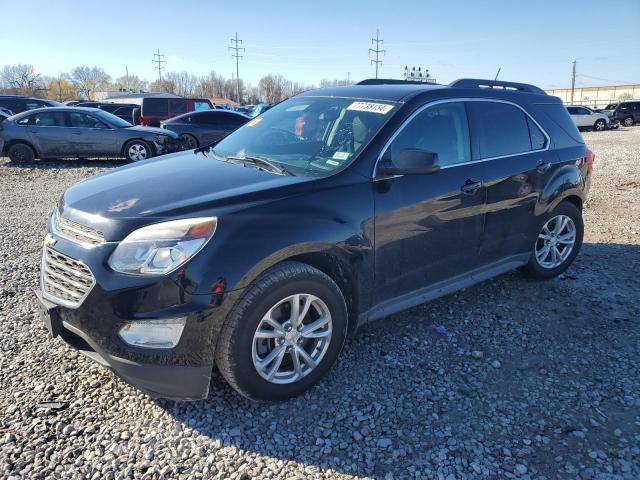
35,289,215,400
153,137,182,155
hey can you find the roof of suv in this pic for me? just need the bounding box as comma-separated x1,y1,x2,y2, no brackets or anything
298,78,549,103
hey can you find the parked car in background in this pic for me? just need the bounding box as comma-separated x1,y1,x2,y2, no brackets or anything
0,107,14,117
251,103,272,117
613,101,640,127
566,105,611,131
35,78,592,401
97,104,139,123
160,109,249,148
135,97,213,127
0,95,62,114
0,107,179,162
0,110,11,122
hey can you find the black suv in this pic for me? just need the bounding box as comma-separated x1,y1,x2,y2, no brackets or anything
35,79,593,401
0,95,62,114
613,100,640,127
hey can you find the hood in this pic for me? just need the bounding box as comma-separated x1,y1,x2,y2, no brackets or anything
60,151,314,237
125,125,178,138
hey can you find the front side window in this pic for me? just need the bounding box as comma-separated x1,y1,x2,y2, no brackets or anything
193,101,211,111
213,97,397,176
384,102,471,167
68,112,107,129
577,107,591,115
471,102,533,158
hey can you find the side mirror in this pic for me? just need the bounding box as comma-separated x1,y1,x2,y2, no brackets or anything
379,149,440,176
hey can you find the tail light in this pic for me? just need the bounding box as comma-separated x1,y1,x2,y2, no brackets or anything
586,148,596,174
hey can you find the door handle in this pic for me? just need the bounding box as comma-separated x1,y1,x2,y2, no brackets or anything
460,178,482,195
536,160,551,173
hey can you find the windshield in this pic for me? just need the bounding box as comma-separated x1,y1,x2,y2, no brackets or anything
93,109,133,128
212,96,397,176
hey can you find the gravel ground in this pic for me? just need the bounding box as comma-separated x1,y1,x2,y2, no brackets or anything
1,128,639,480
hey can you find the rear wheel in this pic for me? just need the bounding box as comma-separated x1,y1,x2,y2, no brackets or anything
215,261,348,401
7,143,35,163
522,201,583,280
593,119,606,131
179,133,198,149
623,116,634,127
124,140,151,162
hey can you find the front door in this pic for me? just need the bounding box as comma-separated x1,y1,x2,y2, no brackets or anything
373,101,487,304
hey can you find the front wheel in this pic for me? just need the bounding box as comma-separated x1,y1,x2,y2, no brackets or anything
593,119,606,131
124,140,151,162
522,201,584,280
215,261,348,401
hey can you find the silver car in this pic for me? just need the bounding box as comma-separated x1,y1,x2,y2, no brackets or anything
566,105,610,131
0,107,180,162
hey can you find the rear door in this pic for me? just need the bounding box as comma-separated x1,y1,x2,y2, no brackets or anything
194,111,234,144
575,107,593,127
18,111,68,156
468,100,553,265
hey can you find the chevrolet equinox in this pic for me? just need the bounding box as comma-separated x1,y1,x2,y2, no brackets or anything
35,79,593,401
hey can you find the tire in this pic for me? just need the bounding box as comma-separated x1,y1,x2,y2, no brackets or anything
623,116,634,127
124,140,151,162
522,201,584,280
215,261,348,401
593,119,606,131
7,143,35,163
179,133,198,150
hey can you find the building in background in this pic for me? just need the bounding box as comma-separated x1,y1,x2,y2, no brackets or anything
545,84,639,107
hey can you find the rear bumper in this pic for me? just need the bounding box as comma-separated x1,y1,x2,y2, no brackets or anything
35,289,213,400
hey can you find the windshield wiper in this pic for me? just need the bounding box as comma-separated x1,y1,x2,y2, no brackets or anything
225,155,291,176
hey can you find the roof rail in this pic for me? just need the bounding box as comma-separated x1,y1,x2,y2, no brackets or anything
356,78,438,86
449,78,546,95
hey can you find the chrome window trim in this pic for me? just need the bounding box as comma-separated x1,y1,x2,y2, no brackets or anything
372,97,551,178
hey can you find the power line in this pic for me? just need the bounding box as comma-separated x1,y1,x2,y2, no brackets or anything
369,29,385,79
577,73,636,85
152,49,166,85
570,60,576,104
229,33,245,103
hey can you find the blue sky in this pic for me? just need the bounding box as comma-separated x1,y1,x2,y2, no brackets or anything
1,0,638,89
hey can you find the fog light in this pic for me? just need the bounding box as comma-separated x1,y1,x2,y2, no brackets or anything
119,318,186,349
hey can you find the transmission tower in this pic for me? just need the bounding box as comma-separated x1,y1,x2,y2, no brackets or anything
369,29,385,79
229,33,245,103
152,49,166,85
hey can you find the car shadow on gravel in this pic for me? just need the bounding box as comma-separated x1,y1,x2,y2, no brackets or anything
1,157,125,169
154,242,639,478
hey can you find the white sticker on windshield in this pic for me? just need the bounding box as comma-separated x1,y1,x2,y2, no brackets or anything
332,151,350,160
346,101,394,114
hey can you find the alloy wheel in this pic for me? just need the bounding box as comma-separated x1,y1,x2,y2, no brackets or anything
128,143,148,161
180,134,198,149
535,214,576,269
594,120,605,131
623,117,634,127
252,293,332,384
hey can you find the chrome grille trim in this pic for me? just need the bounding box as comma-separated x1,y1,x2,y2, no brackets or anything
41,247,95,308
54,209,105,247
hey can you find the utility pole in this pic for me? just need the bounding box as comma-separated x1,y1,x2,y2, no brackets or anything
369,29,385,79
152,49,166,86
229,32,245,104
570,60,576,104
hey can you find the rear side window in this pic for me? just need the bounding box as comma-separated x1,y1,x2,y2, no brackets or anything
24,100,46,110
195,111,223,125
470,102,535,158
527,117,546,150
222,113,248,128
386,102,471,167
169,100,188,114
535,103,584,145
18,111,66,126
566,107,577,115
143,98,168,116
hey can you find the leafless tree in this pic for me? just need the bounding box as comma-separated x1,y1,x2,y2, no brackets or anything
196,71,226,98
68,66,111,100
0,64,45,96
148,78,176,94
112,74,148,92
258,74,293,104
163,71,199,97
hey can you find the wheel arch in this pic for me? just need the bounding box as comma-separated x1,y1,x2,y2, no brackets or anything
537,164,586,215
4,139,38,157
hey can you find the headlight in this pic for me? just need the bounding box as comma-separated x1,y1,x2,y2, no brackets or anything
108,217,217,275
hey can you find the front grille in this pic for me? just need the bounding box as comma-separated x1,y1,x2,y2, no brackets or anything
54,210,104,247
41,247,95,308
